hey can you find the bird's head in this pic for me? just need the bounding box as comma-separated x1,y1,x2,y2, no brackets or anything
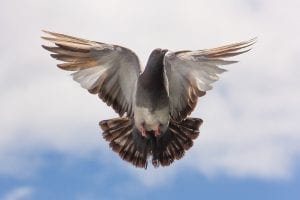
147,48,168,66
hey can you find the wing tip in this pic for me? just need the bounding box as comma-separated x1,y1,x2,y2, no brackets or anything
42,29,50,34
248,36,258,44
41,30,61,37
40,36,52,41
238,37,257,50
41,44,53,52
41,30,56,39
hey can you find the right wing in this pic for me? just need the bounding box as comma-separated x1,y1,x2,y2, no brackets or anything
42,31,142,116
164,38,256,121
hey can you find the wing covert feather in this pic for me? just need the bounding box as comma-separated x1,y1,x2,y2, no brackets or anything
42,31,142,116
164,38,256,121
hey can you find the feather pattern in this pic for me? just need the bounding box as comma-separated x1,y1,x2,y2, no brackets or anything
42,30,141,116
99,117,202,168
164,38,256,121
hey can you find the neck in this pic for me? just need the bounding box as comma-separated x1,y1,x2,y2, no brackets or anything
140,60,165,88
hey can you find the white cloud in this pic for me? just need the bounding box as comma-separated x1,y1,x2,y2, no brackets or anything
0,0,299,186
127,164,178,187
2,186,34,200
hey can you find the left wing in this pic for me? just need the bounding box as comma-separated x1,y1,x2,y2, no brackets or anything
42,31,142,116
164,38,256,121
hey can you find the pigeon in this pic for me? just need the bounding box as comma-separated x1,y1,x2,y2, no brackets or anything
42,31,256,168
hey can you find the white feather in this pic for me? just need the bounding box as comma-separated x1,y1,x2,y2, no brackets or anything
71,65,108,89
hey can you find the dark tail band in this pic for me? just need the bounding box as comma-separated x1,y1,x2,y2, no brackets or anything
99,117,203,168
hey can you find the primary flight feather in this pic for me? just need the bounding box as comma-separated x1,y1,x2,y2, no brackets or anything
42,31,255,168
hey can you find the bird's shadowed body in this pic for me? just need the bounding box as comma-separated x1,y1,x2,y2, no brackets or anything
42,31,255,168
135,49,170,135
136,49,169,111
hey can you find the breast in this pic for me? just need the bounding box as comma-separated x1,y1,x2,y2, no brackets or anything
134,106,170,131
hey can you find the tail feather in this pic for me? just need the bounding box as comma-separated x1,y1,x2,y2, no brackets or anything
152,117,203,167
100,117,149,168
99,117,203,168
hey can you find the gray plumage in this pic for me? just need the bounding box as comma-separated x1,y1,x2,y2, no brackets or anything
42,31,256,168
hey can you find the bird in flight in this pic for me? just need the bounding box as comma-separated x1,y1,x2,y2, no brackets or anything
42,31,255,168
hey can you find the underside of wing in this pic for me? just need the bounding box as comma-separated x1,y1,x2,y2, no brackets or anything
164,38,256,121
42,31,142,116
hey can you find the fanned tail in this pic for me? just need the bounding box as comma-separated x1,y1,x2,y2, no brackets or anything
99,117,150,168
99,117,203,168
152,117,203,167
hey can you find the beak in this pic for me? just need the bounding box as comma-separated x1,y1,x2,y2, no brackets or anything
162,49,168,54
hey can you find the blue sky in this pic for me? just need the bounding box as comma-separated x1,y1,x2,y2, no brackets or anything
1,0,300,199
1,152,300,200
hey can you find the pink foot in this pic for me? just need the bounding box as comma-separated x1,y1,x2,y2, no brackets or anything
141,126,147,137
154,126,161,137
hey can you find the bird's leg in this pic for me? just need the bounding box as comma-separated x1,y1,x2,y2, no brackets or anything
141,127,147,137
154,125,161,137
141,123,147,137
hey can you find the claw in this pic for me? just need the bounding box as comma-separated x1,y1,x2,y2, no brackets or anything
141,126,147,137
154,126,161,137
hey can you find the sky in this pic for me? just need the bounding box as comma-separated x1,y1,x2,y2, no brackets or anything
0,0,300,199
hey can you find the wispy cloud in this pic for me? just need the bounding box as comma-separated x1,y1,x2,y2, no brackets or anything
2,186,34,200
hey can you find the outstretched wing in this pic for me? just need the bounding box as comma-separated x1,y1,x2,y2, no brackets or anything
164,38,256,121
42,31,142,116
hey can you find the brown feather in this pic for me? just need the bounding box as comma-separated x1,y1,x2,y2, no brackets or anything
42,45,90,58
100,117,149,168
57,60,98,70
42,30,141,117
99,117,203,168
56,44,91,53
207,49,252,58
42,30,91,43
41,37,92,50
202,38,256,54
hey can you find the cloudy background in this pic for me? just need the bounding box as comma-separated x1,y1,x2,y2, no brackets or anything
1,0,300,199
